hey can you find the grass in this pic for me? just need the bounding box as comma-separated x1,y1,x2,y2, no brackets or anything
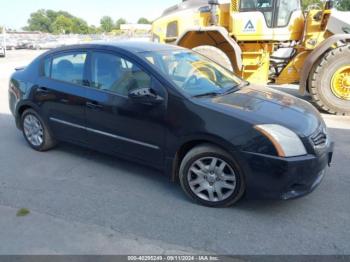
16,208,30,217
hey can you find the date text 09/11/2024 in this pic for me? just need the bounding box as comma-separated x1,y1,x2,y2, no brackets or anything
127,256,219,261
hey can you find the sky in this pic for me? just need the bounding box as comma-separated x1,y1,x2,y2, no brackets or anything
0,0,181,30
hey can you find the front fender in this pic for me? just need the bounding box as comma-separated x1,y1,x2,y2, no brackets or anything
165,133,241,181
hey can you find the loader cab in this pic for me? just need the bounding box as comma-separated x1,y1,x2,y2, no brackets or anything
230,0,305,41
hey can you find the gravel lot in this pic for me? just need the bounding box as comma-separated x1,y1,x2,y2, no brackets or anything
0,50,349,255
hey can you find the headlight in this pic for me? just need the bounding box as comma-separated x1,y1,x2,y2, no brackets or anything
254,124,307,157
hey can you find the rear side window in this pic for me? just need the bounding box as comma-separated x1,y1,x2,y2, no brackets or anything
48,52,87,85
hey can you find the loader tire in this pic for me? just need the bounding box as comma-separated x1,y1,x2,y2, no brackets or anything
193,45,233,72
309,45,350,115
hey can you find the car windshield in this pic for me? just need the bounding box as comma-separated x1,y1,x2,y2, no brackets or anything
140,49,243,97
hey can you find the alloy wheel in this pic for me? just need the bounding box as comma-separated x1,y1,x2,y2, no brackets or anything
23,114,44,147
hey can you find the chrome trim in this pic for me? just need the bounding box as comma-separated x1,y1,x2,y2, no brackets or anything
50,117,160,150
50,118,85,130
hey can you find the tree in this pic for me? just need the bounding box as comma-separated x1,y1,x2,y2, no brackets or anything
25,9,93,34
302,0,350,10
137,17,151,24
26,9,51,32
115,18,127,30
71,18,89,34
88,25,101,34
52,15,74,34
100,16,114,32
337,0,350,10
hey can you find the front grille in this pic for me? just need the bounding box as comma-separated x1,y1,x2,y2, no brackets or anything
311,131,327,147
310,125,329,152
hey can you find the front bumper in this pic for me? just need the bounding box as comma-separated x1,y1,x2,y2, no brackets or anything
238,142,334,200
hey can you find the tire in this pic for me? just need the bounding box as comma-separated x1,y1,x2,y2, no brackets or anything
179,144,245,207
309,45,350,115
192,45,234,72
21,109,56,151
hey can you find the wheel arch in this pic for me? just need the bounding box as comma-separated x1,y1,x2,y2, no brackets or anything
15,102,40,129
169,135,237,182
175,26,243,72
300,34,350,95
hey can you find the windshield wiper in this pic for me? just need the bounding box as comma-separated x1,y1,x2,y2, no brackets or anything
223,81,249,94
192,91,222,98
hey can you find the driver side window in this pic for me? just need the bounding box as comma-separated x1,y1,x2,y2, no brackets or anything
91,52,151,96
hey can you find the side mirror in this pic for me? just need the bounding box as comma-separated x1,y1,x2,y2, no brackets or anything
128,87,164,105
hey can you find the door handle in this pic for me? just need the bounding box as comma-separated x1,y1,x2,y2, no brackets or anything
37,87,49,93
86,101,103,110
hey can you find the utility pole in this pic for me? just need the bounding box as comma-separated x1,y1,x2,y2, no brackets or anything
0,26,5,57
2,26,6,47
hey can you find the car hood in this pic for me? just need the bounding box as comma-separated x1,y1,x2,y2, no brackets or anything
196,85,323,137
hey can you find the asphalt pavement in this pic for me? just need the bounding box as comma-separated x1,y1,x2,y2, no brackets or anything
0,50,349,255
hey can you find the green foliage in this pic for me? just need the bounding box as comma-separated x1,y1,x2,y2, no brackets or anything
100,16,114,32
72,18,89,34
25,9,93,34
115,18,127,30
16,208,30,217
137,17,152,24
337,0,350,10
26,9,51,32
88,25,101,34
52,15,73,34
302,0,350,10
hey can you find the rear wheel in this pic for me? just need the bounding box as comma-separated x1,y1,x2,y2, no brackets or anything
21,109,56,151
192,45,233,72
179,144,245,207
309,45,350,115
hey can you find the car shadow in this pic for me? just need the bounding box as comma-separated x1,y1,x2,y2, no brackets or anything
1,111,346,212
29,141,292,210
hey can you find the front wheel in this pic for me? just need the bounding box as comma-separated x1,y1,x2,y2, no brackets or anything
309,45,350,115
179,144,245,207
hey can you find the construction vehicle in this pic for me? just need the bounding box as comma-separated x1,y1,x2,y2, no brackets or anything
151,0,350,115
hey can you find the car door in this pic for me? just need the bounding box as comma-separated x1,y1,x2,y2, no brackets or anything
85,50,166,167
35,51,89,145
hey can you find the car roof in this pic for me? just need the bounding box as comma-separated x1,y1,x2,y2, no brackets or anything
46,41,184,54
103,41,184,53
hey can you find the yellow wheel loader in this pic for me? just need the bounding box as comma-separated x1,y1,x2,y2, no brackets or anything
152,0,350,115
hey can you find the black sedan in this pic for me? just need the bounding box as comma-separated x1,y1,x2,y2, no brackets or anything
8,42,334,207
